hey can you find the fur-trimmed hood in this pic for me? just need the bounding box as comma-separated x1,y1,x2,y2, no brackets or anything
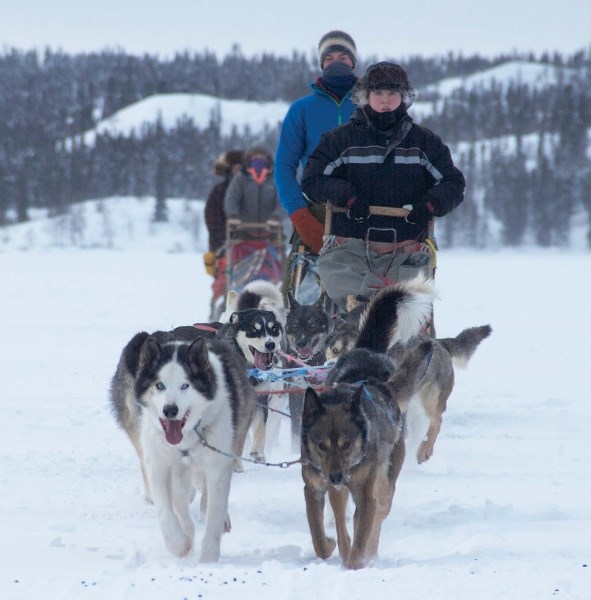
214,150,245,177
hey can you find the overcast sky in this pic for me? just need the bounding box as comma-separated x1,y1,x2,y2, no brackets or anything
2,0,590,63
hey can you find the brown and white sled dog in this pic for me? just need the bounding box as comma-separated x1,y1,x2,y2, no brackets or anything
301,278,437,569
389,324,492,464
109,329,255,561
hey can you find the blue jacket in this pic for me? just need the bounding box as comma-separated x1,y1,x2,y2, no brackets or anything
274,82,356,216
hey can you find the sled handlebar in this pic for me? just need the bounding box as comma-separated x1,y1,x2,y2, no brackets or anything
226,220,283,233
329,204,410,218
325,203,410,235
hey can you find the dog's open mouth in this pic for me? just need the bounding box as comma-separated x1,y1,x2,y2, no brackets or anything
159,410,190,446
296,348,313,360
249,346,276,371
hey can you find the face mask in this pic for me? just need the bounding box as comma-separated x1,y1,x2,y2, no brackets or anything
247,156,271,184
249,157,270,174
320,61,357,96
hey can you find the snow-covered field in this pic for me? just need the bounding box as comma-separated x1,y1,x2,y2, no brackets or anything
1,244,590,599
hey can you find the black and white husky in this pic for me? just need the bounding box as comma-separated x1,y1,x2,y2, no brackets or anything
215,279,287,462
220,279,287,328
109,329,256,561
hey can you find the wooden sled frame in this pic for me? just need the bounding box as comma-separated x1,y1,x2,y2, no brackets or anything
324,202,410,235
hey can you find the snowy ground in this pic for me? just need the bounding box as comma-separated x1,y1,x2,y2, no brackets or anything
1,248,590,600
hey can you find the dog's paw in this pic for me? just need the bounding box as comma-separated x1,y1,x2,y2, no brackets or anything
250,451,266,464
316,536,337,559
233,458,244,473
345,549,367,570
416,441,434,464
161,516,194,557
165,532,193,558
199,540,221,563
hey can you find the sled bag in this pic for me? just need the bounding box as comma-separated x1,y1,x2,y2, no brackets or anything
316,237,432,310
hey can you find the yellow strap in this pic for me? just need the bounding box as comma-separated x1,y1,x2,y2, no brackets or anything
425,238,437,269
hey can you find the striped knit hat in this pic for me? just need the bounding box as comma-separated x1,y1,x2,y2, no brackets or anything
318,30,357,69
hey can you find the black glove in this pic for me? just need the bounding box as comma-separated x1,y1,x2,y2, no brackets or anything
405,201,434,226
346,196,370,223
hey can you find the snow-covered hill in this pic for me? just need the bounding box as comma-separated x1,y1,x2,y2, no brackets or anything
0,197,208,253
68,60,576,145
424,60,576,96
67,94,289,149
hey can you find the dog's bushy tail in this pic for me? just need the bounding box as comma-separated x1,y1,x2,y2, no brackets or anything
356,276,437,353
439,325,492,368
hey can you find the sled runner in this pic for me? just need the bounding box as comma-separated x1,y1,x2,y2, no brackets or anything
210,220,285,320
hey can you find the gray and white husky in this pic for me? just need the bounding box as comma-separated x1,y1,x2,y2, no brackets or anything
109,329,256,561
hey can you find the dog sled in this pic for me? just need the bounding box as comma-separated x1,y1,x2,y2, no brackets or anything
210,220,285,320
287,203,437,328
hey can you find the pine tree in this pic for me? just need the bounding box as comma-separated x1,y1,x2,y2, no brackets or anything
153,153,168,223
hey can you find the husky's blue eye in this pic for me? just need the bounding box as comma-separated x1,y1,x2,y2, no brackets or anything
180,383,189,390
156,382,165,391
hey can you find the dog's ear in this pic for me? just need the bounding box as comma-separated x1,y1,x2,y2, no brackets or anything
225,290,239,311
313,292,327,309
138,335,162,374
302,387,324,428
347,385,365,413
287,292,300,310
187,336,210,373
229,312,240,325
122,331,150,376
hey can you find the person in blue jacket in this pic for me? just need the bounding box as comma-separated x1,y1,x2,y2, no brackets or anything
275,30,358,257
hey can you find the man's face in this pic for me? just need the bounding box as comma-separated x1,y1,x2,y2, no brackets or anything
322,51,354,70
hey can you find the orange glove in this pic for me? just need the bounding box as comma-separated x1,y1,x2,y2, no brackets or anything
203,251,216,276
290,207,324,254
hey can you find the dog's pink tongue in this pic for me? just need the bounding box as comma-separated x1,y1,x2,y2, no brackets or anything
253,349,273,370
164,420,183,445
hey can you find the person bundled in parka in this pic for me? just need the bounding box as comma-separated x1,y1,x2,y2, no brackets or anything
275,30,359,255
301,62,466,310
203,150,245,275
224,146,286,226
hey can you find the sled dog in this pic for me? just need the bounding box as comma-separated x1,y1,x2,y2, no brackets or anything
197,280,286,463
110,329,255,561
301,278,436,569
326,297,492,464
388,324,492,464
284,292,332,448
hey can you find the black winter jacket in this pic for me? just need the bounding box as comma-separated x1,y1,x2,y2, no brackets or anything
301,108,465,242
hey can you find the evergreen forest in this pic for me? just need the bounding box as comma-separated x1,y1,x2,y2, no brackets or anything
1,46,590,247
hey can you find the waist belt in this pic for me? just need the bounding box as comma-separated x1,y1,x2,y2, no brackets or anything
334,237,422,256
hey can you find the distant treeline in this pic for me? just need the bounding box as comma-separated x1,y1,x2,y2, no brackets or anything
1,46,590,246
